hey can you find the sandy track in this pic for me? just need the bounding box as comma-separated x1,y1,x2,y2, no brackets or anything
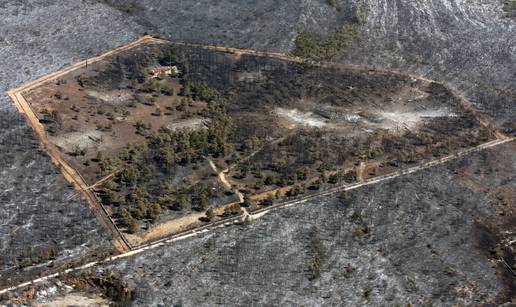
65,170,119,201
207,159,245,202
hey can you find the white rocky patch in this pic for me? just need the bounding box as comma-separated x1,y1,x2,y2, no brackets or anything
237,70,265,82
379,108,456,130
87,90,132,105
275,108,328,128
166,118,209,131
50,130,103,151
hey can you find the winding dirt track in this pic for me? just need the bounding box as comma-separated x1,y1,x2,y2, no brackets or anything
3,35,512,294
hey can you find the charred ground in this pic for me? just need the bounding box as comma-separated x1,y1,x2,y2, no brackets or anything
19,39,496,246
0,0,514,304
9,141,514,306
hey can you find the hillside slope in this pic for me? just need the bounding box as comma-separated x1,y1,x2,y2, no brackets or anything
0,0,514,304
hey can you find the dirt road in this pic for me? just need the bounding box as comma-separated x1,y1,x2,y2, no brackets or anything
207,159,245,202
0,136,512,296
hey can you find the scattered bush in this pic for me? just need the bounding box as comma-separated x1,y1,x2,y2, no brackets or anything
222,203,242,217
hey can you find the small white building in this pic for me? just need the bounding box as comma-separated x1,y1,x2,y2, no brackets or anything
149,66,179,78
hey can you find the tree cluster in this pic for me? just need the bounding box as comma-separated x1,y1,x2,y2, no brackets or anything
97,83,235,231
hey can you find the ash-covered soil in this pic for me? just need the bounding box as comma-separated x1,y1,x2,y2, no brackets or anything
341,0,516,128
0,108,113,287
0,0,142,287
100,143,514,306
0,0,514,304
101,0,516,127
23,38,494,242
12,142,513,306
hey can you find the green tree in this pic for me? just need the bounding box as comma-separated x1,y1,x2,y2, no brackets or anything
328,172,341,184
93,150,103,162
176,193,189,209
206,208,215,220
199,192,210,210
128,219,139,234
338,190,351,206
147,203,162,222
265,174,277,185
254,180,264,190
223,203,242,216
343,170,357,183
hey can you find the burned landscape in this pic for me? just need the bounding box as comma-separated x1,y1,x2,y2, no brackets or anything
8,141,514,306
0,0,514,305
19,39,497,246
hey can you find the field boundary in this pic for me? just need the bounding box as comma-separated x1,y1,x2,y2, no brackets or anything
6,35,508,248
5,35,165,252
4,35,511,290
